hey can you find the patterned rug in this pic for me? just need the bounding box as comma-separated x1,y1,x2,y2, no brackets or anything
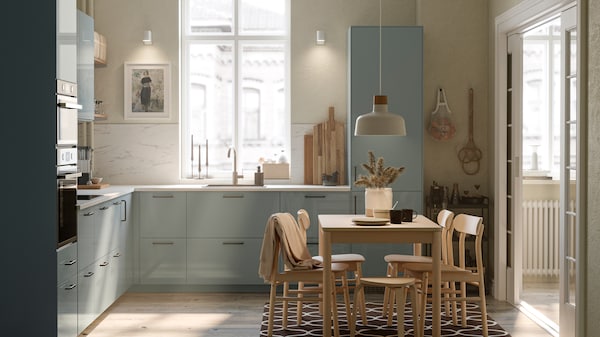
260,301,511,336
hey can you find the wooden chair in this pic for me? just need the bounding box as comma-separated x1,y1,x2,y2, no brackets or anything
382,209,455,318
261,213,351,337
350,276,421,337
403,214,488,336
284,209,367,325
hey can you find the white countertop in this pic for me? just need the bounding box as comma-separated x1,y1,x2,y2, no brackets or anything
77,184,351,209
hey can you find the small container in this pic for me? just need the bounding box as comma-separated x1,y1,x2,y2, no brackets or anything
254,166,264,186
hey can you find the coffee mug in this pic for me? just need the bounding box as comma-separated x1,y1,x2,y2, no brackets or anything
389,210,403,224
401,209,418,222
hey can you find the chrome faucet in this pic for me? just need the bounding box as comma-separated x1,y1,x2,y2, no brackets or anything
227,147,244,185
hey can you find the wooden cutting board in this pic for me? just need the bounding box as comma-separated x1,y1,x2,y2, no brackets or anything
312,107,346,185
304,134,313,185
78,183,110,189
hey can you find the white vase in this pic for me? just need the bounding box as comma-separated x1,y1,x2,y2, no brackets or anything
365,187,393,217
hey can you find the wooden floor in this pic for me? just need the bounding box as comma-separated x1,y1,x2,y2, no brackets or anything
80,292,553,337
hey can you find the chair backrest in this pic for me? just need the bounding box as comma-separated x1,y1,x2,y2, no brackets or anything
436,209,455,264
451,213,484,272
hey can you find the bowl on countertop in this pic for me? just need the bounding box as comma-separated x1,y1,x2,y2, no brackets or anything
91,177,103,184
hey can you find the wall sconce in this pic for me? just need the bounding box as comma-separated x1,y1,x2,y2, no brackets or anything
142,30,153,45
316,30,325,45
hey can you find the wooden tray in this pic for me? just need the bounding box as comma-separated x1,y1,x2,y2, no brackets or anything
78,183,110,189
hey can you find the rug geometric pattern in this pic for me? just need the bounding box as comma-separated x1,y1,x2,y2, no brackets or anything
260,301,511,336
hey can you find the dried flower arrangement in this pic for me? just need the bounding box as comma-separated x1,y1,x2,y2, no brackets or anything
354,151,405,188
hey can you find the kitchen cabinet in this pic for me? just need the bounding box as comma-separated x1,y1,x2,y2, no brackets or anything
57,243,78,337
77,10,95,121
57,0,77,83
138,192,187,284
186,192,279,284
279,191,352,256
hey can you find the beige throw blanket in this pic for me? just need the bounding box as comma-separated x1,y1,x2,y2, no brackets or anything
258,212,321,282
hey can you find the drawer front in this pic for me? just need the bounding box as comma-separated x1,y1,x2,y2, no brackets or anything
187,238,263,285
57,242,78,283
140,192,187,238
57,276,78,337
140,238,187,284
187,192,280,238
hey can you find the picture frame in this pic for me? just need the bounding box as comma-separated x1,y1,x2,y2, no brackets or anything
124,63,171,120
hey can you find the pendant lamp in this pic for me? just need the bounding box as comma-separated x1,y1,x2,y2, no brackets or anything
354,0,406,136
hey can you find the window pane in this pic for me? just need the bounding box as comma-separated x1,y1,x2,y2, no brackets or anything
188,42,234,174
189,0,234,34
239,42,286,170
240,0,286,35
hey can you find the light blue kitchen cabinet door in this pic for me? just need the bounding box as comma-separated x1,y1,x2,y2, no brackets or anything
348,26,423,192
187,192,280,238
139,238,187,284
77,208,96,270
77,10,94,121
115,194,133,294
94,201,117,261
187,238,263,285
57,242,77,337
139,192,187,238
77,264,96,334
279,192,352,239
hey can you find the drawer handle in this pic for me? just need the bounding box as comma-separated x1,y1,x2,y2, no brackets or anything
305,195,326,199
113,201,121,205
99,206,110,211
113,252,121,258
99,261,109,267
64,284,77,290
222,195,244,199
152,241,175,245
84,212,95,216
152,195,174,198
84,272,94,278
64,259,77,266
222,241,245,245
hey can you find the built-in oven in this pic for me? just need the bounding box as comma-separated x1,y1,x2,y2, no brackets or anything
57,175,78,248
56,79,81,248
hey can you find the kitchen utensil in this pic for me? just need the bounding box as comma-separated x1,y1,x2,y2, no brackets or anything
428,88,456,141
457,88,482,175
312,107,345,185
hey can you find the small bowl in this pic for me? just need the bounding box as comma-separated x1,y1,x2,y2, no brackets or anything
373,209,390,220
91,177,103,184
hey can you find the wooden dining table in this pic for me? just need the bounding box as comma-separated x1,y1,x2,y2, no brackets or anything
318,214,442,337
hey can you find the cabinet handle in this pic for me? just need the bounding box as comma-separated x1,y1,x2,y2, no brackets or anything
307,241,318,246
64,259,77,266
113,252,121,258
99,206,110,211
64,284,77,290
152,241,175,245
152,194,174,198
120,199,127,221
84,212,95,216
305,195,326,199
84,272,94,277
222,195,244,199
222,241,245,245
113,201,121,205
99,261,109,267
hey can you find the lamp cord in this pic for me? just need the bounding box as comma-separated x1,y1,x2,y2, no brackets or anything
379,0,382,95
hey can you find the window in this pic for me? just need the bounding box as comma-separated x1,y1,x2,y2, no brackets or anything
181,0,289,180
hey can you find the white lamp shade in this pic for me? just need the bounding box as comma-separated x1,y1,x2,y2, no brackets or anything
354,95,406,136
143,30,153,45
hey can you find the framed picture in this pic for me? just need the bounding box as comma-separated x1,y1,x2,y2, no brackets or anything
124,63,171,120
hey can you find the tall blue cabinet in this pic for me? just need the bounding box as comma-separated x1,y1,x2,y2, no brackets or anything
347,26,424,276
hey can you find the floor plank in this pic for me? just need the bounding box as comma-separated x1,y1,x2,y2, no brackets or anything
80,292,553,337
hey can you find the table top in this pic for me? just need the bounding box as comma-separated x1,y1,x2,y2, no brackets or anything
318,214,440,232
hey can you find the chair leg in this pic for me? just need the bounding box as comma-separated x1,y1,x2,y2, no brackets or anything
408,285,421,337
331,274,341,337
394,287,407,337
460,281,467,327
350,282,364,337
383,263,394,319
341,274,352,326
450,280,458,325
268,283,277,337
282,282,289,328
419,273,429,336
296,281,304,325
478,280,489,337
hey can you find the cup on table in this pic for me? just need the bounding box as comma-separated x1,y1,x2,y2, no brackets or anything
389,210,403,224
401,209,418,222
373,209,390,220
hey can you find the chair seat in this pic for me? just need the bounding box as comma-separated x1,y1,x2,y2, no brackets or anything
314,253,366,263
359,277,416,288
402,262,472,275
384,254,432,264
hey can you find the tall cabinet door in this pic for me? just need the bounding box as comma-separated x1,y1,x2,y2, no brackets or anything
348,26,423,200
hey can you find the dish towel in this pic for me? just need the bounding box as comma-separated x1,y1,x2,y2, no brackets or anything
258,212,321,282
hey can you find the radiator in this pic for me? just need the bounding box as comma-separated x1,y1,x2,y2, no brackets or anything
522,200,560,277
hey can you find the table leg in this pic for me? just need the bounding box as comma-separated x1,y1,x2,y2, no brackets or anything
431,231,441,336
322,232,332,337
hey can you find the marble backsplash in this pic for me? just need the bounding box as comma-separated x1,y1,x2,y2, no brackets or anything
93,123,316,185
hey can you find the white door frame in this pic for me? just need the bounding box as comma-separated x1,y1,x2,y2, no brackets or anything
493,0,576,302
